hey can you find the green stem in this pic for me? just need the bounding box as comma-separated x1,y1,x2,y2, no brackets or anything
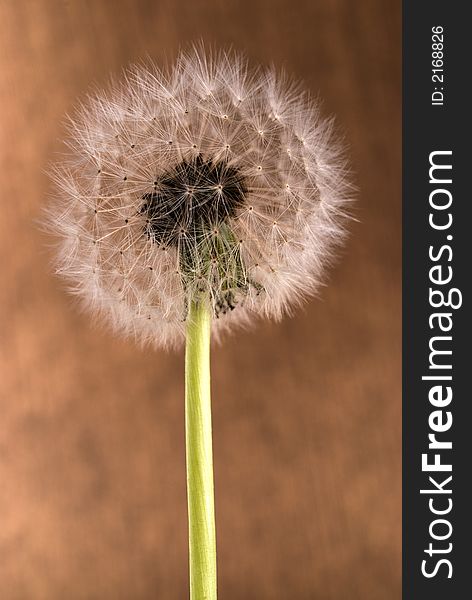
185,300,217,600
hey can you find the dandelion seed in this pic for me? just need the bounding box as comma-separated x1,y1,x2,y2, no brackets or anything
46,46,351,349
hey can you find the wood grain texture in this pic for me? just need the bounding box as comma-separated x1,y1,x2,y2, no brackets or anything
0,0,401,598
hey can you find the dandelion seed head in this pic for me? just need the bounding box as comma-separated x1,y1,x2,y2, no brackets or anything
46,46,353,348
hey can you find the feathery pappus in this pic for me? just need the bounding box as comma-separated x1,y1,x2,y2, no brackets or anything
46,46,352,348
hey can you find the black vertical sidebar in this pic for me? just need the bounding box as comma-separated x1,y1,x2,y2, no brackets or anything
403,2,470,599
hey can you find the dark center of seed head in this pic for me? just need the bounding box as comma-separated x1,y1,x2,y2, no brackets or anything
141,154,247,245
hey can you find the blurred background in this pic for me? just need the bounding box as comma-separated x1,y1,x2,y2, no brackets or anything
0,1,401,598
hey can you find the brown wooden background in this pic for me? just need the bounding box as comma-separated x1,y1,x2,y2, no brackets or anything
0,1,401,598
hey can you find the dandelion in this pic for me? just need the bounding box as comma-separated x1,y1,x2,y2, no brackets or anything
46,46,352,600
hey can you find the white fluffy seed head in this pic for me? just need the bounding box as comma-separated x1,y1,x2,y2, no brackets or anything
45,46,353,348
